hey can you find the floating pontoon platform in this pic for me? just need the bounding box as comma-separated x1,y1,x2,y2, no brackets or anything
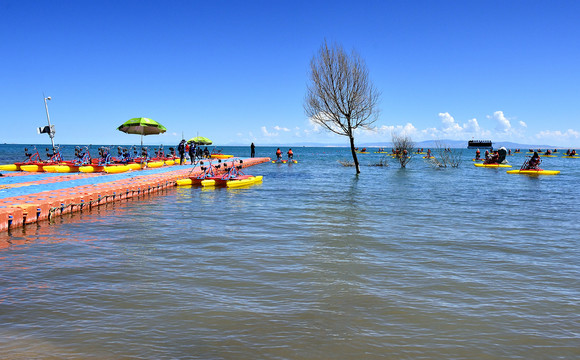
0,157,270,232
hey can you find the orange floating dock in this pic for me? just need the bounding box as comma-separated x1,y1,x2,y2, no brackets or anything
0,157,270,232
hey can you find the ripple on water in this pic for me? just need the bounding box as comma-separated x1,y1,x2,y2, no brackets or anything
1,147,579,359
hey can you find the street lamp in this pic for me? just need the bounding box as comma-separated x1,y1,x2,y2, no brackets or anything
43,95,56,153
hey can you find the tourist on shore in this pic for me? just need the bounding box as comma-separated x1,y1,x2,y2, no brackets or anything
250,143,255,158
188,142,196,164
195,145,202,160
177,139,186,165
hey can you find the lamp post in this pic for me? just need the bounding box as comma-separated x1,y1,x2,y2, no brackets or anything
43,95,56,153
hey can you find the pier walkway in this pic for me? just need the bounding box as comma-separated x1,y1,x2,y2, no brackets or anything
0,157,270,232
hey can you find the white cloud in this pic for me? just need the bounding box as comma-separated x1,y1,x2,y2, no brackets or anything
377,123,417,136
464,118,481,133
488,111,512,132
273,125,290,132
261,126,278,137
412,112,491,140
421,127,439,138
438,112,463,133
535,129,580,141
303,116,326,135
519,121,527,128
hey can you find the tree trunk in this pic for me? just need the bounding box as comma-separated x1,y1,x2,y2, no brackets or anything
349,135,360,174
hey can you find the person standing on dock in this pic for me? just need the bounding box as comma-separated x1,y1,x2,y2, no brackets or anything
178,139,186,165
188,142,196,164
250,142,255,158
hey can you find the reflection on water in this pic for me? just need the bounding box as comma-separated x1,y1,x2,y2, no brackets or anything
1,147,579,359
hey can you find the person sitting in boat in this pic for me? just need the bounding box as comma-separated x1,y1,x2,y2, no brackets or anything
361,147,367,152
287,148,293,159
526,152,541,169
484,150,500,164
426,149,431,158
276,148,282,160
475,149,481,160
572,149,577,156
544,149,552,155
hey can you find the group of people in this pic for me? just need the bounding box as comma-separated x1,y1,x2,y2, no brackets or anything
177,140,210,165
475,147,544,170
276,148,293,160
476,147,508,165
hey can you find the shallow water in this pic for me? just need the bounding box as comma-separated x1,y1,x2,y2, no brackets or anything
1,145,579,359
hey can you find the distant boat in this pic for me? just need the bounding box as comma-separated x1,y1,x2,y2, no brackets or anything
467,140,492,149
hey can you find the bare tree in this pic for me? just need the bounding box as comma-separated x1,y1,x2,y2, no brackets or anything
426,141,462,168
391,133,414,168
304,40,380,174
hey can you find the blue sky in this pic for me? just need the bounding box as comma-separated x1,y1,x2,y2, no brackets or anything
1,0,579,147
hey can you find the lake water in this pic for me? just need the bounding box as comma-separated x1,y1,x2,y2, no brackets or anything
1,144,579,359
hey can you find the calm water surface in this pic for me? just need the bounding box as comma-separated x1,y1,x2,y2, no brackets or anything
1,145,579,359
